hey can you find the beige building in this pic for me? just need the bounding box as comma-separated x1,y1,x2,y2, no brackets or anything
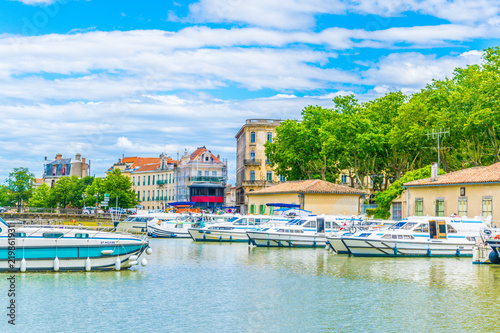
43,153,89,187
235,119,284,213
391,162,500,226
247,179,367,215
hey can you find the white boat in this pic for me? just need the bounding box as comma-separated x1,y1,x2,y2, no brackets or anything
0,217,152,272
188,215,289,242
114,214,153,234
246,215,361,248
340,216,487,257
148,214,202,238
327,220,392,254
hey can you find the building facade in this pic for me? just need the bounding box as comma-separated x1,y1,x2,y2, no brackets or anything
235,119,283,213
247,179,368,216
43,153,89,187
109,147,227,210
391,162,500,226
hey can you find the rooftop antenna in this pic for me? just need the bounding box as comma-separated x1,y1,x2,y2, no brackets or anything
425,129,450,176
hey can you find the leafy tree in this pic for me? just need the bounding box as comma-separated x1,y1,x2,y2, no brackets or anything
29,183,52,208
103,169,138,208
0,185,11,207
6,167,34,211
50,176,81,208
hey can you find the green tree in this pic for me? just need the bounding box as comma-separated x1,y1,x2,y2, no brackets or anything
0,185,11,207
103,169,138,208
29,183,52,208
6,167,34,211
50,176,81,208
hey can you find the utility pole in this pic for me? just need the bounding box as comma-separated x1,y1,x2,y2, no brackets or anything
426,129,450,176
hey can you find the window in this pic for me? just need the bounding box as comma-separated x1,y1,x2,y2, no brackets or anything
132,176,135,186
137,176,140,186
152,175,155,184
143,191,145,201
259,205,265,214
483,198,493,218
280,175,286,182
148,190,150,201
137,191,140,200
415,198,423,216
75,233,89,238
250,132,255,143
15,232,26,238
341,174,347,183
435,199,445,217
250,150,255,160
458,198,467,217
250,171,255,181
148,176,150,185
43,233,63,238
212,171,217,176
266,171,272,181
267,132,272,142
143,177,145,185
249,205,256,214
205,171,209,176
198,171,202,176
392,202,402,221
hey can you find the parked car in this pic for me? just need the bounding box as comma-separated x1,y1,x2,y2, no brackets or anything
0,207,6,213
109,207,127,215
82,207,104,215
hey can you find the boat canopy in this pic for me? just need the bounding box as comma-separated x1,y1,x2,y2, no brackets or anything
167,202,196,206
266,203,300,208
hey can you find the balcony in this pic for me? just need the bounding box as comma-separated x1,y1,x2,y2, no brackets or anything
188,176,225,183
156,180,167,185
244,159,261,166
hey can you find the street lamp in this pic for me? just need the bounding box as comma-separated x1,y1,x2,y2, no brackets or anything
82,193,87,209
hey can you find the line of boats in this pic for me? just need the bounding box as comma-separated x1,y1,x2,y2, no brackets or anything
3,208,500,272
115,210,500,261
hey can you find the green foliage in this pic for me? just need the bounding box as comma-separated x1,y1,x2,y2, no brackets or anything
29,183,52,208
373,165,445,219
6,167,34,210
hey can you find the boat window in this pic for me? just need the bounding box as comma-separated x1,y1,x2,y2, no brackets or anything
43,233,63,238
304,220,317,228
447,225,458,234
397,235,404,239
15,232,26,238
261,218,270,224
401,222,417,230
277,229,284,232
414,224,429,233
227,217,238,222
234,218,246,225
392,235,398,239
403,235,414,239
75,233,89,238
389,222,406,230
254,218,261,225
382,234,392,239
357,233,372,237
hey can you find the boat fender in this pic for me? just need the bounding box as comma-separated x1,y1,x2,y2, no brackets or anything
489,251,500,264
146,247,153,255
152,234,157,238
85,258,92,271
393,244,398,256
113,257,120,271
129,255,138,261
20,258,26,272
456,247,460,257
129,261,138,266
141,258,148,267
101,250,114,255
54,257,60,272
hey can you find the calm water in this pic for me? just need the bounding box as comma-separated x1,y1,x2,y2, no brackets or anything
2,239,500,332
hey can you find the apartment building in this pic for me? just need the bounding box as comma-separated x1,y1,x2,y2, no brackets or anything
43,153,90,188
235,119,283,213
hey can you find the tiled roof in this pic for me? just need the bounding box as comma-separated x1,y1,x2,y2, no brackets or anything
133,163,161,172
248,179,368,195
405,162,500,187
190,147,222,163
122,157,138,163
131,157,161,168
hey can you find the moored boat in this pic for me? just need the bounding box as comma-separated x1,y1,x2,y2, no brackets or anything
188,215,289,242
246,215,360,248
0,218,151,272
341,216,487,257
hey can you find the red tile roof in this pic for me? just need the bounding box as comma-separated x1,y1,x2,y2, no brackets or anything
190,147,222,163
134,163,161,172
131,157,161,168
122,157,138,163
405,162,500,187
248,179,367,195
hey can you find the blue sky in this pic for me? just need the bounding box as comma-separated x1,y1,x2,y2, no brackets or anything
0,0,499,184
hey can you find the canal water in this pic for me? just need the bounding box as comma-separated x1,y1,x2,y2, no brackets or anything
2,239,500,332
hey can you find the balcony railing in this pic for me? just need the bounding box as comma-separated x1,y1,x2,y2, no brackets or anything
156,180,166,185
188,176,225,183
244,159,262,166
242,179,279,186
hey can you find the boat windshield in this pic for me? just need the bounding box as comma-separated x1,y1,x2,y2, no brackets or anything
388,221,407,230
400,222,417,230
227,217,238,222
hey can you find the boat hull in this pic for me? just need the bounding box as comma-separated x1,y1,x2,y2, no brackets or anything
114,221,148,234
327,235,350,254
247,231,327,248
148,225,191,238
188,228,249,242
341,238,473,257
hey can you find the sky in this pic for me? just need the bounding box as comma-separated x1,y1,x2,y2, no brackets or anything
0,0,499,185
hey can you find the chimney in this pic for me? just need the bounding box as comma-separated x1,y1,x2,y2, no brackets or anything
76,153,81,161
431,162,438,181
55,154,62,160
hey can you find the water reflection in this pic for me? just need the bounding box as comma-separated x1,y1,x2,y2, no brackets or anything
2,239,500,332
